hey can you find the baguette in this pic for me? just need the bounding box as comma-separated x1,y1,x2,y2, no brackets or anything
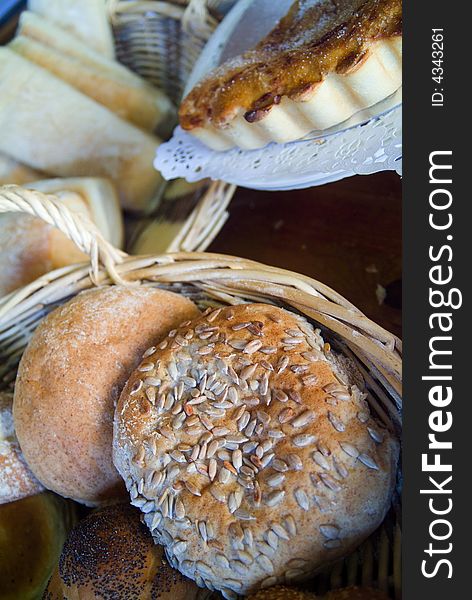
10,34,174,132
28,0,115,59
0,48,163,211
0,151,44,185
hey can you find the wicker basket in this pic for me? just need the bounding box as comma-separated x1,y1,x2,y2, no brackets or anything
2,0,236,251
0,185,402,599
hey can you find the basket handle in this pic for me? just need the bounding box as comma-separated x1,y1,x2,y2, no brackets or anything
0,185,127,285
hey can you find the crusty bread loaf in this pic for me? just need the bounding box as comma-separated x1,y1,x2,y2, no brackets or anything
0,151,44,185
0,48,163,211
114,303,399,598
0,492,75,599
0,178,123,298
28,0,115,58
44,504,210,599
0,391,43,504
14,286,200,506
10,34,174,132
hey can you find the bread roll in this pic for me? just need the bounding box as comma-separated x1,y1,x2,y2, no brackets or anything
0,152,44,185
28,0,115,58
114,304,399,598
0,391,43,504
44,503,210,599
0,178,123,298
0,492,75,600
10,35,174,132
14,286,200,505
0,48,163,211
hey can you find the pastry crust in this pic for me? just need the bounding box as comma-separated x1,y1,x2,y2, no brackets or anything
180,0,402,150
114,304,399,598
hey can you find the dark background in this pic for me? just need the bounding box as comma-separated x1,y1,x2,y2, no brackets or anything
210,173,402,338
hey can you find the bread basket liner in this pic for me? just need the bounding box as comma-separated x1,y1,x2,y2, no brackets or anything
0,184,401,598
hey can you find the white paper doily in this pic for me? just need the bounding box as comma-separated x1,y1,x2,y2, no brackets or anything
155,0,402,190
155,105,402,190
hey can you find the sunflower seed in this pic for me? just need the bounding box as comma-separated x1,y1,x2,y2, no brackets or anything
240,364,257,380
185,481,201,496
313,451,331,470
234,508,256,521
289,390,302,404
198,521,208,542
274,389,289,403
281,516,296,538
257,410,271,426
286,453,303,471
265,490,285,507
357,411,370,423
219,468,231,484
339,442,359,459
293,434,316,448
292,410,315,428
215,554,230,569
173,540,187,555
265,529,279,550
324,539,342,549
261,576,278,589
272,459,288,472
211,486,226,502
368,427,384,443
319,473,342,492
261,346,277,354
232,449,243,471
294,488,310,511
358,453,379,470
266,473,286,487
328,411,345,432
277,356,289,374
257,541,276,557
320,524,340,539
271,523,290,541
243,339,263,354
209,458,217,481
268,429,285,439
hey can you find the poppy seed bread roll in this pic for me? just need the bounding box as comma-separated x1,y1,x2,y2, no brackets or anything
44,504,209,600
14,286,200,506
114,303,399,599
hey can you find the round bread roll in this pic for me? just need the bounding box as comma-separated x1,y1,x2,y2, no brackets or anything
114,304,399,599
14,286,200,505
0,492,75,600
44,503,210,600
248,586,317,599
324,587,391,600
0,391,44,504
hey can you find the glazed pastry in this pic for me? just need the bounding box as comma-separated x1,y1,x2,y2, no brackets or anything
180,0,402,150
114,303,399,598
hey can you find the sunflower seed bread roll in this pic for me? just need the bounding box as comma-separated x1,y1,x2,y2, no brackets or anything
0,391,44,504
13,286,200,506
0,48,163,211
28,0,115,59
114,303,399,599
10,33,174,132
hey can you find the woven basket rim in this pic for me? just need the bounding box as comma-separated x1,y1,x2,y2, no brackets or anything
0,186,402,597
